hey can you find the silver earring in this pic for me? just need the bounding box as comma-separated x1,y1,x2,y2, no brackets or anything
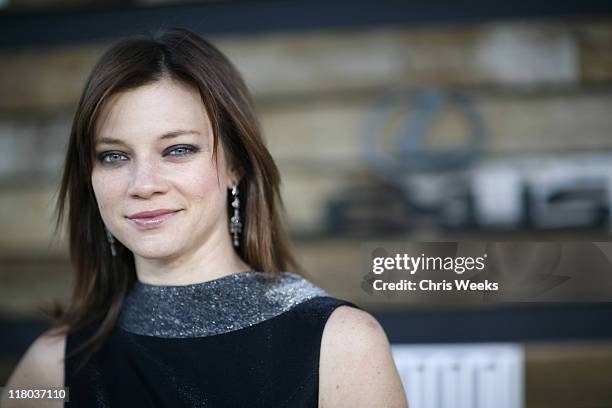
105,226,117,257
229,182,242,247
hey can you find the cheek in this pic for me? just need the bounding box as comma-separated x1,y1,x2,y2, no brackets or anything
188,176,223,205
91,171,123,212
178,163,226,206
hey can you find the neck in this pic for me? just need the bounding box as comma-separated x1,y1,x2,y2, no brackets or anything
133,224,250,286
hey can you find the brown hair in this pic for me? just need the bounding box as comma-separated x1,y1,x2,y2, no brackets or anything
50,27,301,369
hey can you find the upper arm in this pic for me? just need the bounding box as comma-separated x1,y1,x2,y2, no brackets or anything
1,329,66,408
318,306,408,408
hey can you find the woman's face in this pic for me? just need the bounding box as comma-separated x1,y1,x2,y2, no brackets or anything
91,77,234,261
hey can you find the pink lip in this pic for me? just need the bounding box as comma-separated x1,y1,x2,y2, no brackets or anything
127,209,182,230
128,209,181,219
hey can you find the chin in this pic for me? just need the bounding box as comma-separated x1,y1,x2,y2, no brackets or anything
128,241,180,260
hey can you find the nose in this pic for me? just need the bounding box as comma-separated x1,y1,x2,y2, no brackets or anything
126,156,170,199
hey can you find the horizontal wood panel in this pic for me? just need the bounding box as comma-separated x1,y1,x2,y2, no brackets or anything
525,341,612,408
1,20,610,111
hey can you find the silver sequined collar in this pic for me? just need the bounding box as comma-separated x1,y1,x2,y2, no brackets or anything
117,271,329,338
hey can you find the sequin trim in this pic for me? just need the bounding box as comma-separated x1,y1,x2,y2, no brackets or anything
118,271,329,338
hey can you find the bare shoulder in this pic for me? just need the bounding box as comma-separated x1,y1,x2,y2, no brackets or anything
1,327,66,408
319,306,408,408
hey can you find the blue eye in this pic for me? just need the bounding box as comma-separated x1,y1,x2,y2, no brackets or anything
97,151,128,165
166,145,198,157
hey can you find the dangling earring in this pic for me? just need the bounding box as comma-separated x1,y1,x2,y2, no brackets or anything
229,182,242,247
105,225,117,257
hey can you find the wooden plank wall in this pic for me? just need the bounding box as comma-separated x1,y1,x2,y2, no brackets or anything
1,22,612,405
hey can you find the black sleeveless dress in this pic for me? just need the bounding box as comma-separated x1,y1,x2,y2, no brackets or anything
64,271,360,407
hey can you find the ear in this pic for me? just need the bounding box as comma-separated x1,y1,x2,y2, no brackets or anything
226,165,242,189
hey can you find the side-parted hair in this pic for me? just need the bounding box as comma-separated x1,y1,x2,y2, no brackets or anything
50,27,300,369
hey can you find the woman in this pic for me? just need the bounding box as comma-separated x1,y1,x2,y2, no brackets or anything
2,27,407,407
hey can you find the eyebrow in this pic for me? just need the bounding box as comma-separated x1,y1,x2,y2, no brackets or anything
95,130,201,146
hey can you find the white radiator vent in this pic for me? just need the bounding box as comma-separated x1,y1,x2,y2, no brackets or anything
391,343,524,408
